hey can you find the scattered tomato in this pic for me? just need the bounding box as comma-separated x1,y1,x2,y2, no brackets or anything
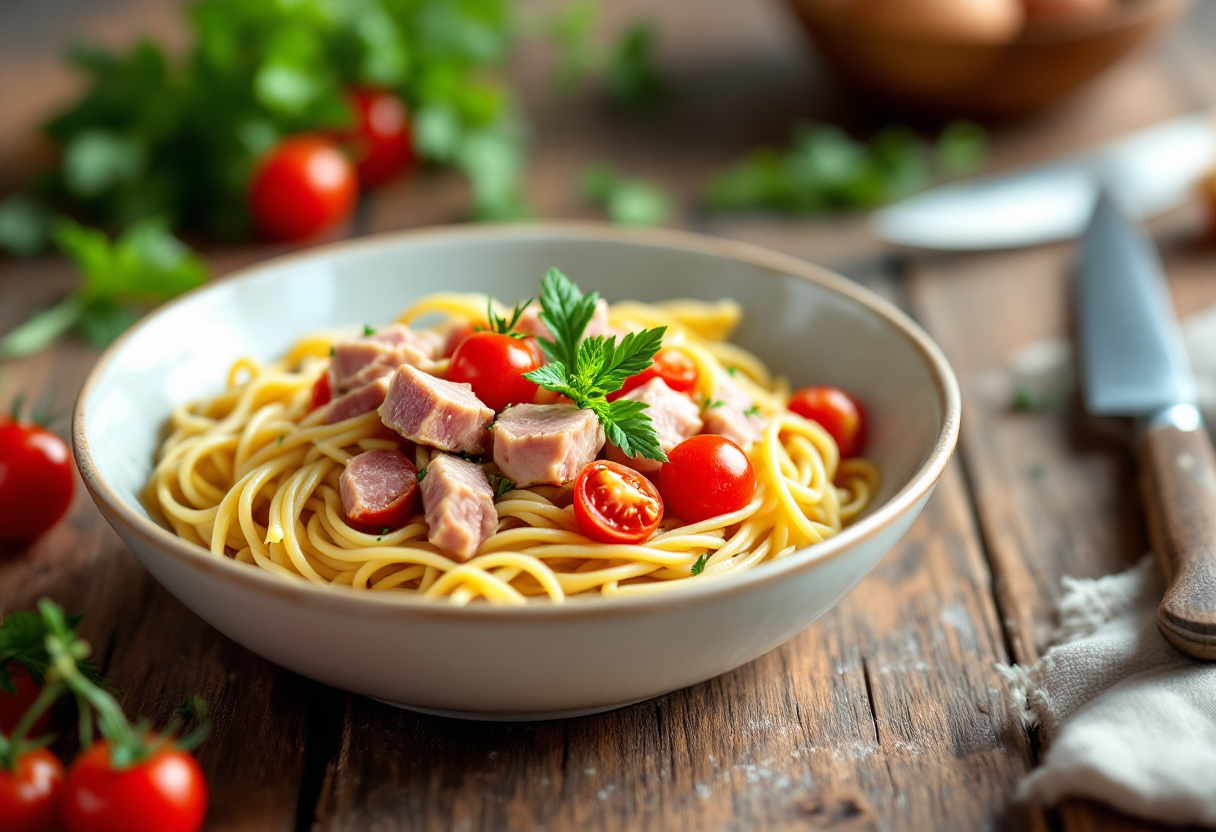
311,372,333,410
448,333,544,412
346,87,415,188
608,349,699,401
787,386,867,458
248,135,358,242
0,747,65,832
63,743,207,832
0,665,49,737
574,461,664,544
0,418,74,548
657,435,756,523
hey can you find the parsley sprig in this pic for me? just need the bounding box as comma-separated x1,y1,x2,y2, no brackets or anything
523,269,667,461
0,609,109,695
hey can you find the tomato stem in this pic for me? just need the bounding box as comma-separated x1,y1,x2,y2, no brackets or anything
0,679,62,771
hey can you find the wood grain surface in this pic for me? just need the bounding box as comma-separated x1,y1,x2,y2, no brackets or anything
1,0,1215,830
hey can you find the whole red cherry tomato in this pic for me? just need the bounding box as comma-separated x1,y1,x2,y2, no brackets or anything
787,386,867,458
346,87,415,188
310,372,332,410
657,435,756,523
0,747,65,832
0,665,49,737
0,418,74,548
63,743,207,832
574,460,664,544
608,349,698,401
448,333,544,412
248,135,358,242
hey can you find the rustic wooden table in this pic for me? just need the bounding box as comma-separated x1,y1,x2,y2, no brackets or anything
2,1,1215,830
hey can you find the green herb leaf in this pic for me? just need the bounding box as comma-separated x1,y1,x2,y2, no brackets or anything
417,466,428,482
489,472,514,499
0,296,85,359
536,268,601,369
363,325,376,336
1012,388,1055,412
691,553,708,576
937,120,988,177
0,196,52,258
744,404,761,417
595,398,667,462
0,609,110,694
580,163,671,226
605,22,664,110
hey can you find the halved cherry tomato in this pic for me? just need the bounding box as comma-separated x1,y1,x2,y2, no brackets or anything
448,333,544,412
63,743,207,832
787,386,867,458
608,349,698,401
248,135,358,242
346,87,415,188
657,435,756,523
0,747,65,832
310,373,332,410
0,665,49,737
0,419,74,548
574,461,664,544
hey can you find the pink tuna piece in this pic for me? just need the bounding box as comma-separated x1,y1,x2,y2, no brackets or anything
516,298,610,343
339,449,419,528
700,374,765,448
419,453,497,561
331,324,443,393
378,364,494,455
492,404,606,487
326,376,392,424
606,378,702,473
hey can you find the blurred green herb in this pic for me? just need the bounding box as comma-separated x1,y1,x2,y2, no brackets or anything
581,163,672,226
691,553,708,576
704,120,987,214
1011,388,1056,412
542,0,664,110
0,218,208,358
1,0,526,256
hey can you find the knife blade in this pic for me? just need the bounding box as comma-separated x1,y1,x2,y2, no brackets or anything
874,111,1216,251
1076,191,1216,660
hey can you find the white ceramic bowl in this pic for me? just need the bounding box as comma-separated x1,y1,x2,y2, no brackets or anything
74,224,959,720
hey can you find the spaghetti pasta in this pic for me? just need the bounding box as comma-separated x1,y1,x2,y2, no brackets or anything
146,294,879,605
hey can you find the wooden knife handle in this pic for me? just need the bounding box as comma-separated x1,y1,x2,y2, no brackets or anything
1139,406,1216,660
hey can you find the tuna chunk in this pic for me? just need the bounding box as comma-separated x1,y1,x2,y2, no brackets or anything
516,298,610,342
419,454,497,561
701,374,766,448
331,324,443,394
492,404,605,487
378,365,494,455
340,449,419,528
606,378,702,473
325,376,391,424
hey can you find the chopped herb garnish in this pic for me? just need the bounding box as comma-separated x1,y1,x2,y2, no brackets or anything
691,553,708,576
704,399,725,410
744,405,761,417
417,466,428,482
1012,388,1055,412
489,472,514,499
329,346,335,357
726,366,737,376
277,435,284,447
363,325,376,336
485,296,533,337
523,269,667,462
382,527,390,535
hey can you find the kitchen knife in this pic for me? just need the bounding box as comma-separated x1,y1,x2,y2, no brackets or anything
1078,190,1216,660
875,112,1216,251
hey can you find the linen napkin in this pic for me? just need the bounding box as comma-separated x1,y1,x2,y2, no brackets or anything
997,302,1216,825
999,558,1216,825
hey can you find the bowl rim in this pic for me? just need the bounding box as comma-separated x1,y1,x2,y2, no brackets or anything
72,222,961,621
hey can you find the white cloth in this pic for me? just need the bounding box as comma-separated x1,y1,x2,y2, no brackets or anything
1000,558,1216,825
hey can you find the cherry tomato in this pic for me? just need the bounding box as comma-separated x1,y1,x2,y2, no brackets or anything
248,135,358,242
346,87,415,188
0,747,65,832
787,386,867,458
657,435,756,523
608,349,698,401
311,372,332,410
574,460,664,544
448,333,544,412
63,743,207,832
0,419,74,548
0,665,49,737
